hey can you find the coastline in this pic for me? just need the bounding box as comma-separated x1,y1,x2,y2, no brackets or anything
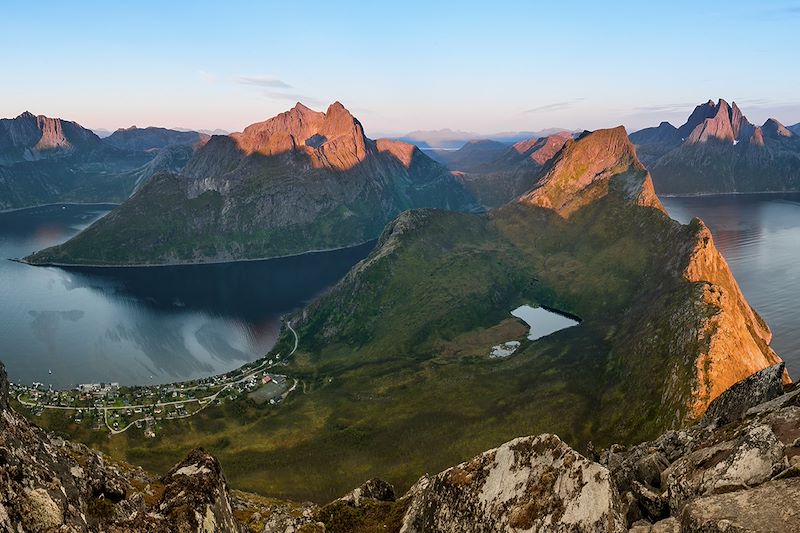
659,190,800,198
0,201,120,214
16,238,378,269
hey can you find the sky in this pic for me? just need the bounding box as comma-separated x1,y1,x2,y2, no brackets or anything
2,0,799,136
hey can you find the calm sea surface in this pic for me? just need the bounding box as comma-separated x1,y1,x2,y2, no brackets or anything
2,196,797,387
663,193,800,376
0,204,373,387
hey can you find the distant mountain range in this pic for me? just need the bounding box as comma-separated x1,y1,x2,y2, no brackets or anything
104,126,210,152
422,132,574,208
631,99,800,194
0,112,210,210
394,127,573,150
26,102,477,265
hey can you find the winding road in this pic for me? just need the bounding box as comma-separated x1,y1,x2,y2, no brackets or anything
18,319,303,435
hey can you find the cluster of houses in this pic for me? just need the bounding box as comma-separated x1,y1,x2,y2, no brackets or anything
9,357,290,436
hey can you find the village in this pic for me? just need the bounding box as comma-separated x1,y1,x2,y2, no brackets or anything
10,323,300,437
12,356,293,436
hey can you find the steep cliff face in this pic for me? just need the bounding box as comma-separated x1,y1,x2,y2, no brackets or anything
677,220,785,416
630,99,800,194
26,102,477,265
0,111,101,164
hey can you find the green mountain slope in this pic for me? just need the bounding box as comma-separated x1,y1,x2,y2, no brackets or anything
26,102,477,265
38,127,784,504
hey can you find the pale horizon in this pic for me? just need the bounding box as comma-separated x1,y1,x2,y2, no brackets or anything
2,1,800,136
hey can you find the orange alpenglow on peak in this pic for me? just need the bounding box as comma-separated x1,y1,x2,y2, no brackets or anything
518,126,664,217
227,101,368,169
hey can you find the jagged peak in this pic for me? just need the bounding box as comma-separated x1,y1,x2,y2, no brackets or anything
762,117,793,138
326,100,349,114
519,126,664,217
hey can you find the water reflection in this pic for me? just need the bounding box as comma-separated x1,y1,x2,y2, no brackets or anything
0,204,373,387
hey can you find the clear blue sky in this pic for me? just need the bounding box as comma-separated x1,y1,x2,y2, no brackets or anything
2,0,799,135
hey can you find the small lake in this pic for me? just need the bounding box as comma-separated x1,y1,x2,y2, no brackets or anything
511,305,580,341
0,204,373,388
662,193,800,376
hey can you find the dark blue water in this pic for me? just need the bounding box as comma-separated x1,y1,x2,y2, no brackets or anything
663,193,800,376
0,204,373,387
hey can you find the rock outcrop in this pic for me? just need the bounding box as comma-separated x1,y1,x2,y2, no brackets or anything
700,363,786,427
0,361,245,532
399,433,625,532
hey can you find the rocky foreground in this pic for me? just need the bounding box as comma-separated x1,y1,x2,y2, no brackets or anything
2,359,798,532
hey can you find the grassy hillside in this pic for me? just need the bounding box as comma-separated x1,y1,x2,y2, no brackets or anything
25,129,780,504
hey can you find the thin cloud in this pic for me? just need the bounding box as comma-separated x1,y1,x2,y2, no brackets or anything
236,76,293,89
525,98,585,114
759,4,800,17
263,91,325,107
635,102,697,113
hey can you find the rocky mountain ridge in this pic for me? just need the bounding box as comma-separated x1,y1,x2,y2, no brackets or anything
25,102,477,265
0,112,208,210
630,99,800,194
104,126,210,152
0,111,101,165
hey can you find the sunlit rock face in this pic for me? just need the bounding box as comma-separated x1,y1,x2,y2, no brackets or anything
398,433,625,532
630,99,800,195
26,102,478,265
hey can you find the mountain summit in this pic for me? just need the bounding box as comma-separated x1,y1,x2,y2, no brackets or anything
0,111,100,164
520,126,663,216
26,102,477,265
631,98,800,194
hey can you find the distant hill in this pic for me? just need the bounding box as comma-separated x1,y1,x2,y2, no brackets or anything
395,127,572,149
90,127,114,138
630,99,800,194
104,126,210,151
0,113,206,210
446,132,573,208
425,139,509,171
173,127,230,136
27,102,478,265
0,112,156,210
